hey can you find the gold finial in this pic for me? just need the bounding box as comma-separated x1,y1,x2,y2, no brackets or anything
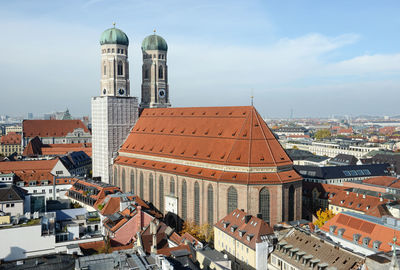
153,29,156,34
113,22,116,28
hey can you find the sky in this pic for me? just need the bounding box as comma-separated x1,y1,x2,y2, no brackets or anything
0,0,400,118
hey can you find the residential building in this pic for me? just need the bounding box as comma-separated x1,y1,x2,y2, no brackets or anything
114,106,303,226
0,184,29,217
269,228,364,270
0,132,22,156
5,125,22,134
321,212,400,255
23,136,92,157
328,153,359,166
58,151,92,176
91,25,139,184
22,119,91,148
214,209,274,270
294,163,391,185
302,182,345,213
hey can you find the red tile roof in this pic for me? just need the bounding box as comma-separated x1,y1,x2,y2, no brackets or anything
120,106,291,167
0,132,21,145
23,120,90,138
362,176,398,187
214,208,273,250
117,106,301,185
321,212,400,252
329,190,389,216
98,194,150,216
0,159,58,173
157,245,191,257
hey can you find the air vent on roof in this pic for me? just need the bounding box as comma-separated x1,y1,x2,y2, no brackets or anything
185,168,189,172
140,146,144,150
170,148,175,153
170,112,174,115
152,112,155,115
233,174,237,179
280,157,285,160
181,129,185,134
260,156,264,161
243,112,246,115
243,131,247,137
181,112,184,115
136,128,140,131
191,112,194,115
263,176,267,180
181,150,185,155
221,153,226,159
255,123,259,127
162,165,166,168
204,130,209,135
216,112,219,115
229,112,232,115
151,128,154,132
161,112,164,115
152,163,156,167
173,167,177,170
193,151,198,156
160,128,164,132
170,128,175,133
211,172,216,176
236,155,241,160
198,170,202,175
192,129,196,134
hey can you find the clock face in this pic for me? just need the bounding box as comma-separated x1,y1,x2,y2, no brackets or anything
158,89,166,98
103,89,107,95
118,88,125,96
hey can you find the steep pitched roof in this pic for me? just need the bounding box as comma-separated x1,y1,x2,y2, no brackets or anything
214,208,274,250
117,106,301,184
23,120,90,138
0,132,21,145
0,185,27,202
362,176,398,187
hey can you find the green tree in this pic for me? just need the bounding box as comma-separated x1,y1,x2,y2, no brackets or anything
314,129,331,140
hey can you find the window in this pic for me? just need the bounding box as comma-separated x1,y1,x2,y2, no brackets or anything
121,169,126,192
144,69,149,79
182,180,187,219
194,182,200,224
159,176,164,212
288,185,295,221
107,48,110,53
140,172,144,198
208,184,214,224
149,174,154,202
158,65,163,79
130,171,135,193
170,177,175,195
121,49,124,54
103,65,107,75
112,48,115,53
118,61,123,75
259,188,270,223
227,186,238,214
11,203,14,207
114,168,118,186
117,48,120,53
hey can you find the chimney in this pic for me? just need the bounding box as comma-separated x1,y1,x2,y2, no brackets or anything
356,193,359,197
362,194,366,199
346,191,349,195
245,215,252,224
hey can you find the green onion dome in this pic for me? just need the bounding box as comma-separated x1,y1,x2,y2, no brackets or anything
100,26,129,46
142,33,168,51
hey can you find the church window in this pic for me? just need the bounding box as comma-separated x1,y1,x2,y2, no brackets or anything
121,49,124,54
170,177,175,195
288,185,295,221
114,168,118,186
194,182,200,224
112,48,115,53
227,186,238,214
107,48,110,53
158,66,163,79
130,170,135,193
158,54,161,59
159,176,164,212
140,172,144,198
144,69,149,79
121,169,126,192
208,184,214,224
149,174,154,202
259,188,270,223
103,65,106,75
118,61,123,76
117,48,120,53
182,180,187,219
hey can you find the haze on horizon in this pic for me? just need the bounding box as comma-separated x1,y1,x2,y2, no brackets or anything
0,0,399,118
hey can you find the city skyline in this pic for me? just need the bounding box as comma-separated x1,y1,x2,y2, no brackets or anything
1,0,400,118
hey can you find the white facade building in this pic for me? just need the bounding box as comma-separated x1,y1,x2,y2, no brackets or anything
92,25,138,184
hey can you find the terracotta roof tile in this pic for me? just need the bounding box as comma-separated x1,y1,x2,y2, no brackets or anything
0,132,21,145
362,176,398,187
23,120,90,138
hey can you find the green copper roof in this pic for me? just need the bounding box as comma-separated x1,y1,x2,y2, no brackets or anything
100,27,129,46
142,34,168,51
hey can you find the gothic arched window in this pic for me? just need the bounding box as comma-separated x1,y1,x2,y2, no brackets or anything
259,188,270,223
158,66,163,79
140,172,144,198
149,174,154,203
103,65,107,75
194,182,200,224
114,168,118,186
289,185,295,221
144,69,149,79
121,169,126,192
118,61,123,76
207,184,214,225
170,177,175,195
227,186,238,214
130,170,135,194
182,180,187,219
159,176,164,212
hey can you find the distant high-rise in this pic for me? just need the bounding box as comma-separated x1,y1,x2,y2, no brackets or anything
140,32,171,109
92,24,139,183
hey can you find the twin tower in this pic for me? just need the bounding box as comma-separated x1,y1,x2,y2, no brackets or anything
92,25,170,183
99,25,171,108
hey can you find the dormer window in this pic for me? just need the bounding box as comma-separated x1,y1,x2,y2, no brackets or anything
231,225,238,233
373,240,382,250
239,230,246,237
329,225,337,234
362,237,371,247
353,233,361,243
337,228,345,237
246,234,254,242
223,221,230,229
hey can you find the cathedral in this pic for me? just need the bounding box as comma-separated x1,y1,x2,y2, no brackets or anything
92,25,302,226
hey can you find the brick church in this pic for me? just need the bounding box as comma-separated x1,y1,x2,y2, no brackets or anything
113,106,302,226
